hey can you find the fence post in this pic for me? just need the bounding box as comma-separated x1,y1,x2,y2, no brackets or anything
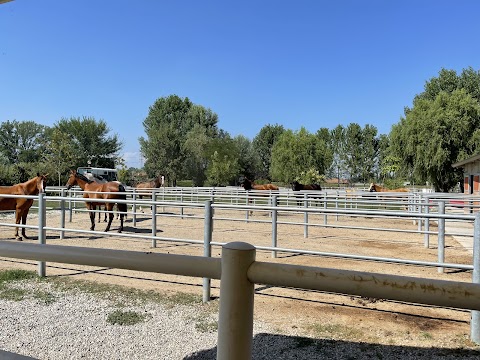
37,192,46,277
203,200,213,303
68,190,73,223
132,190,137,227
304,193,309,238
424,198,430,248
271,196,278,258
471,212,480,344
180,192,184,219
245,193,250,221
324,193,327,225
60,188,66,240
217,242,255,360
335,191,339,221
151,192,157,248
438,201,445,273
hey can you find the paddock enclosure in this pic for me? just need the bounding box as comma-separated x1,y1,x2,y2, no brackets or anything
1,185,480,357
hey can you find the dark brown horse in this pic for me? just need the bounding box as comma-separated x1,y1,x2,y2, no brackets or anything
135,174,164,212
66,170,127,232
240,177,279,191
0,173,48,241
291,181,322,191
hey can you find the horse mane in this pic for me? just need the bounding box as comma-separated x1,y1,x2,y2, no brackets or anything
75,172,94,184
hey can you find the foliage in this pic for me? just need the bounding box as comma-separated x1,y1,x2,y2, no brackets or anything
252,124,285,180
391,85,480,192
205,136,240,186
270,127,332,183
139,95,219,186
295,168,326,184
51,116,123,170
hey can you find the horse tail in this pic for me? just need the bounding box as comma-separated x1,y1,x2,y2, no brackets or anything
117,184,128,215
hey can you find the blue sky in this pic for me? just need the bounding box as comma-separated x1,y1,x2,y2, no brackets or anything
1,1,479,168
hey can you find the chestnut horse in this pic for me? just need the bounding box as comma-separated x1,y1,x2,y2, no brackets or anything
135,174,164,213
0,173,48,241
240,177,279,191
66,170,127,233
368,183,409,192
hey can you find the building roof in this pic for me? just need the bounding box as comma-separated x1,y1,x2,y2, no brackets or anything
452,154,480,168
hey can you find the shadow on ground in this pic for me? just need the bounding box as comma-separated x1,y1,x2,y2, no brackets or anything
184,333,480,359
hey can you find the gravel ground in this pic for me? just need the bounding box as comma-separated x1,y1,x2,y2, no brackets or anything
1,279,480,360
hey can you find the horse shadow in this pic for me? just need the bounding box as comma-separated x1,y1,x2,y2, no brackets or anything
183,333,480,359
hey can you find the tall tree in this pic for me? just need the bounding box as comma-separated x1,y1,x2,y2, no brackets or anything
139,95,219,186
252,124,285,180
391,89,480,191
52,116,122,169
270,127,332,183
0,120,47,164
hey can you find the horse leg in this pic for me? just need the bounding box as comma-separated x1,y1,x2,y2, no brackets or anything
89,205,96,231
104,206,108,222
14,208,23,241
105,204,114,232
118,213,124,233
20,209,30,240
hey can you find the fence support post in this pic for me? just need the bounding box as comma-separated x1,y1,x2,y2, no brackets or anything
304,193,309,238
324,193,327,225
217,242,255,360
424,199,430,248
60,188,66,240
272,195,278,258
438,201,445,273
203,200,213,303
68,190,73,223
151,192,157,248
132,191,137,227
37,192,46,277
471,213,480,344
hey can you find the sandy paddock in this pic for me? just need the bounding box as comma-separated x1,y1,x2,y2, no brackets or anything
0,204,477,350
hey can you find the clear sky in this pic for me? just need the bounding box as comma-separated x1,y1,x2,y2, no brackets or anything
1,1,479,168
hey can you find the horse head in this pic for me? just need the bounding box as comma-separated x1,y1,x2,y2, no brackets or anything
291,181,301,191
240,177,253,190
35,173,48,193
65,170,78,190
368,183,377,192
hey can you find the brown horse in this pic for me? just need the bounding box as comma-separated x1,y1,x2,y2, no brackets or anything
240,177,279,191
0,173,48,241
135,174,164,213
66,170,127,233
369,183,409,192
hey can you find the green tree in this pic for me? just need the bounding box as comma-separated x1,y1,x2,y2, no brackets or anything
139,95,219,186
270,127,332,183
252,124,285,180
205,136,239,186
42,128,77,185
0,120,47,164
233,135,260,181
53,116,122,169
391,89,480,191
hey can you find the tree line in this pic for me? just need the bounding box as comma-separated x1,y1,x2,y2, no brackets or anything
2,67,480,191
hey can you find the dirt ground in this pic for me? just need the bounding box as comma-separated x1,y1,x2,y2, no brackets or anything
0,206,477,350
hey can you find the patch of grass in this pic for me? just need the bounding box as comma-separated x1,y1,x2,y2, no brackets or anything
106,309,149,326
0,269,37,283
165,292,202,307
33,290,57,305
420,331,433,340
309,323,365,341
0,287,28,301
194,316,218,333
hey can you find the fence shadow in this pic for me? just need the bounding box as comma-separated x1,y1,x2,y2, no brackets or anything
184,333,480,359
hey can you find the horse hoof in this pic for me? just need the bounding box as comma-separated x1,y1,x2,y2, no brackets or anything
16,237,23,241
